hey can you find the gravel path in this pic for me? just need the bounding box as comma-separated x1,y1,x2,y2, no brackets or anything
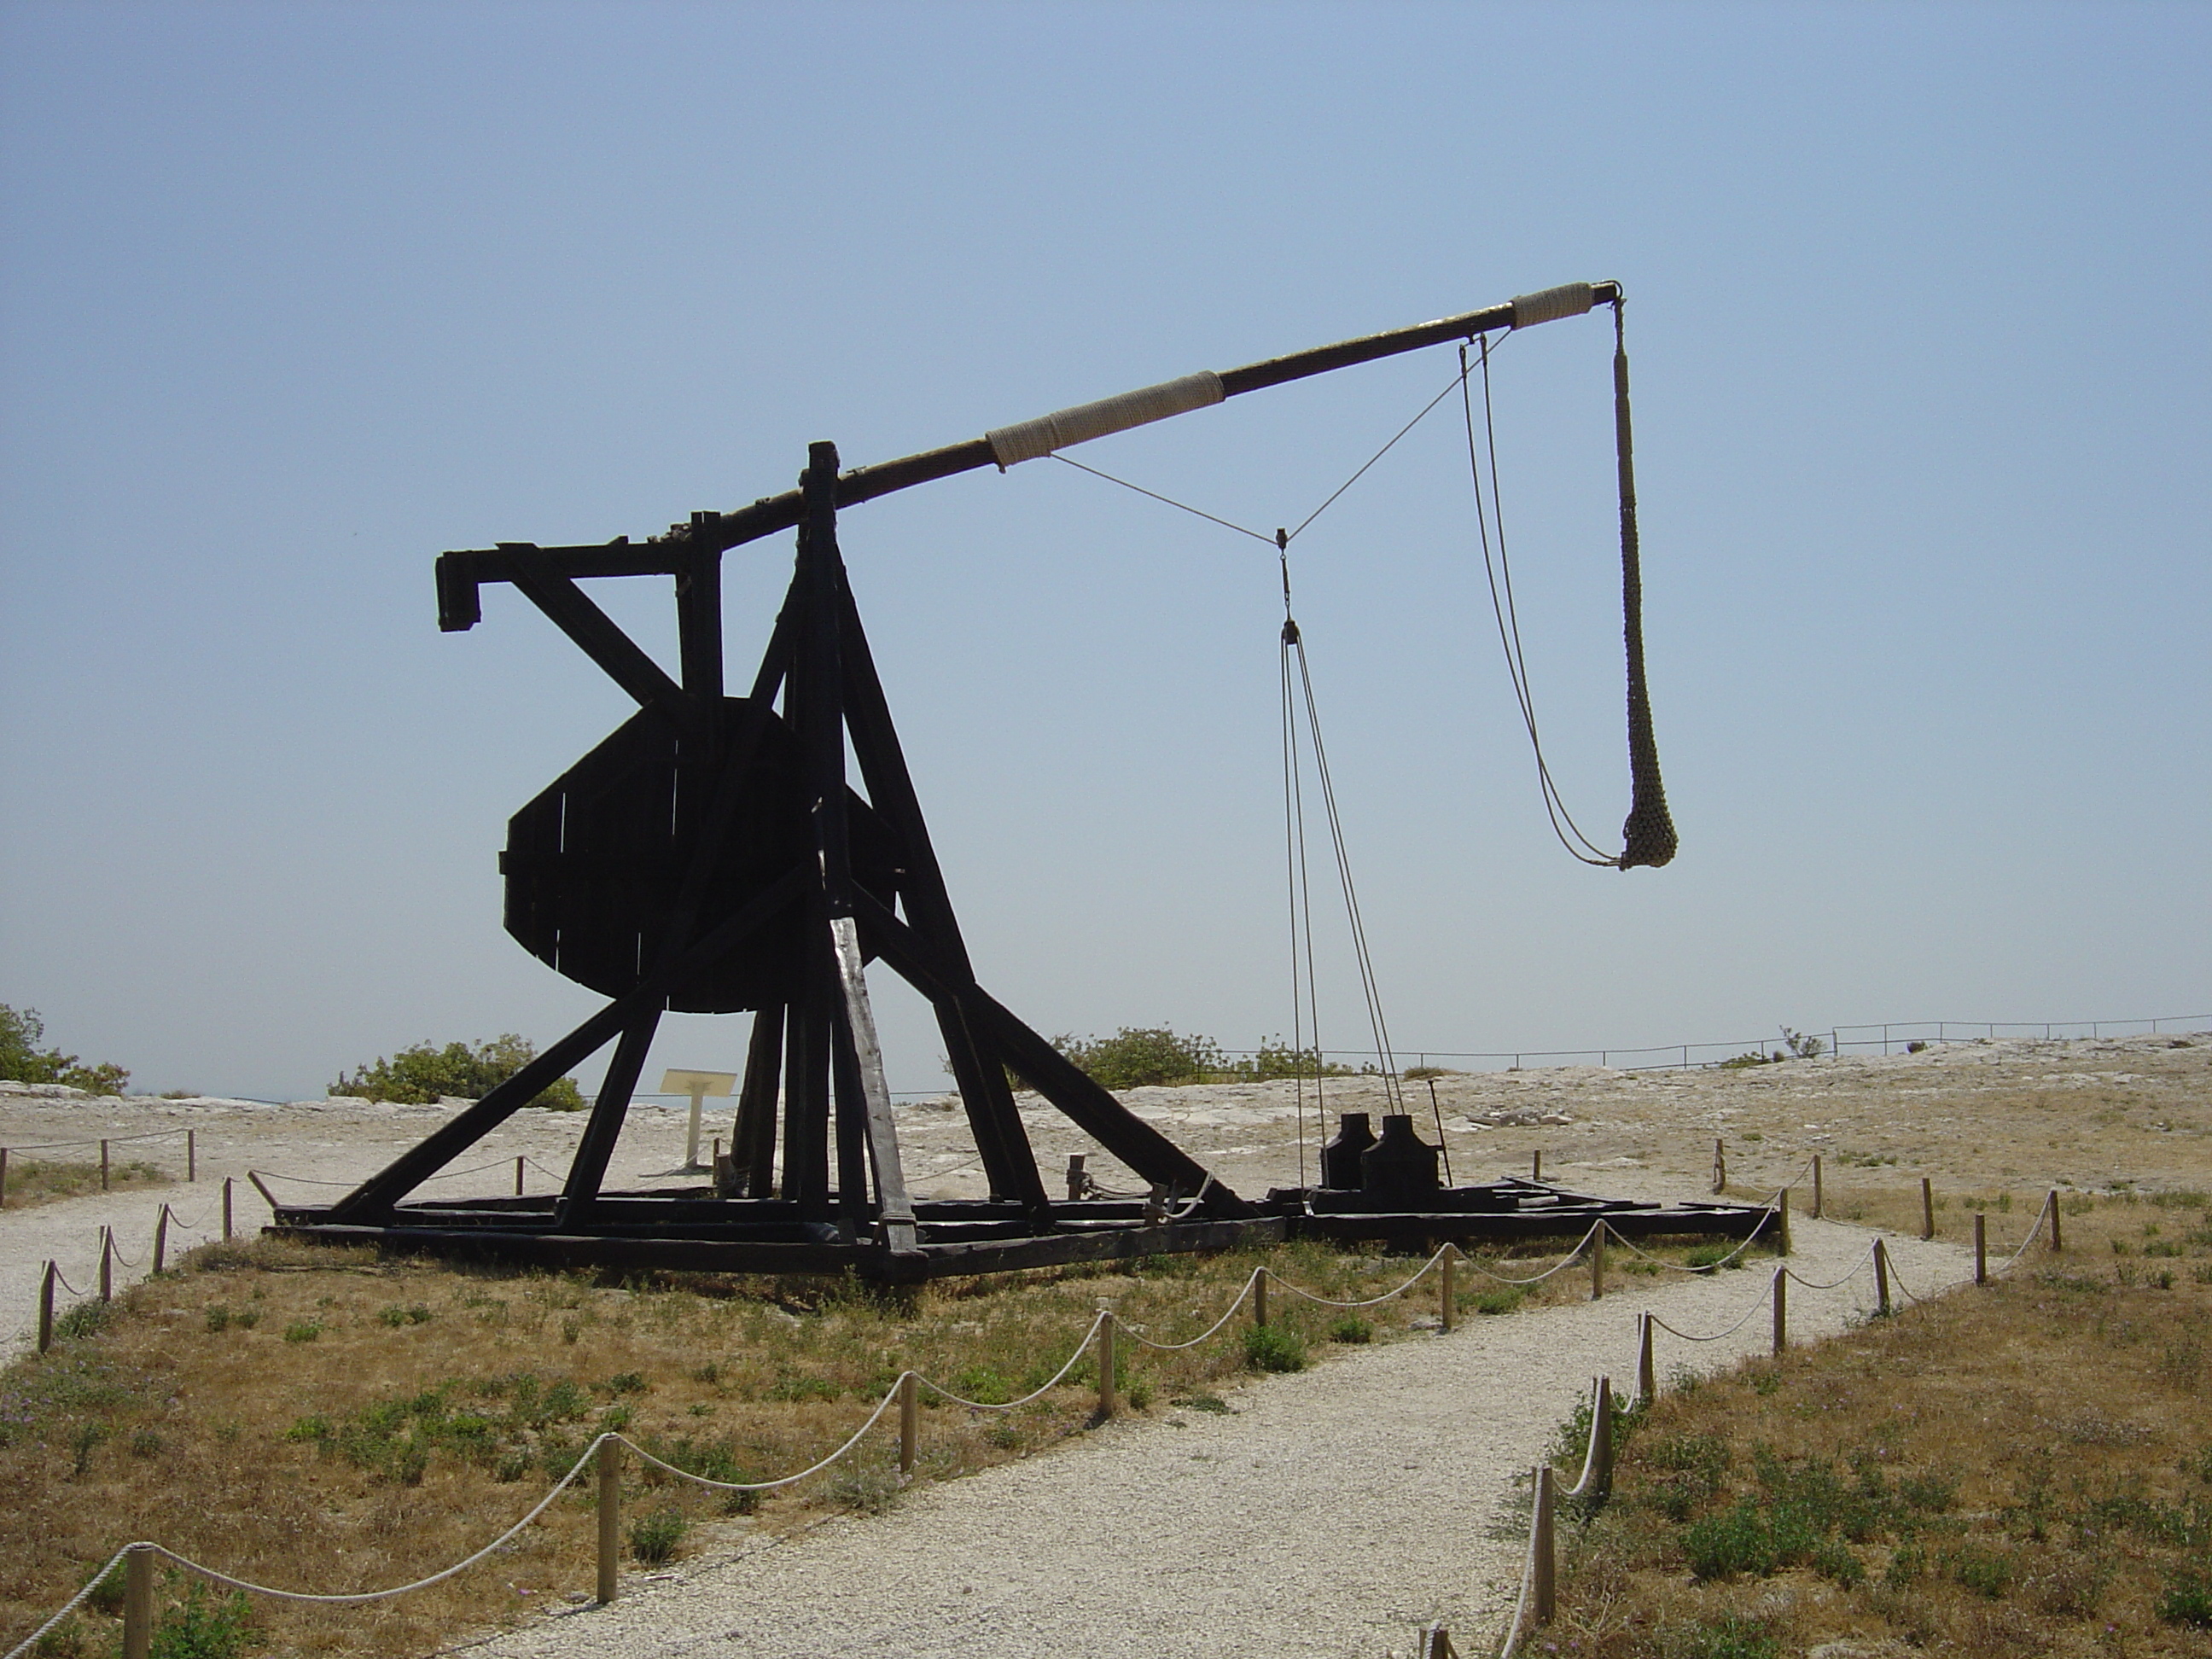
467,1219,1974,1659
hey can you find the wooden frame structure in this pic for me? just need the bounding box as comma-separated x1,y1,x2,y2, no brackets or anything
271,282,1763,1278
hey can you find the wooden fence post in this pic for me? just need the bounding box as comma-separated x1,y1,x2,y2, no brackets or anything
1812,1155,1823,1220
222,1177,233,1241
515,1156,526,1196
1638,1313,1656,1404
99,1228,113,1301
122,1542,154,1659
899,1372,918,1476
1424,1624,1460,1658
1975,1212,1988,1284
1712,1138,1726,1195
153,1205,169,1275
1533,1150,1543,1182
596,1438,622,1603
38,1261,55,1353
1777,1190,1792,1256
1253,1269,1269,1330
0,1145,8,1209
101,1139,110,1193
1440,1249,1456,1332
1588,1377,1615,1498
1872,1237,1890,1317
1065,1154,1087,1201
2049,1190,2062,1252
1097,1310,1118,1418
1532,1463,1557,1623
1921,1178,1935,1241
187,1129,196,1183
1771,1267,1788,1356
1590,1225,1607,1301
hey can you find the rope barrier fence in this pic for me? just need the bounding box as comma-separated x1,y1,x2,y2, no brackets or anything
7,1175,2069,1659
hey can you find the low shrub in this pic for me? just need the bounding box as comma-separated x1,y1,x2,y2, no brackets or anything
332,1034,584,1111
626,1506,686,1564
1243,1325,1307,1373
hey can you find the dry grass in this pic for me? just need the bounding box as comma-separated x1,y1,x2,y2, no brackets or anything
0,1157,171,1211
1549,1190,2212,1659
0,1223,1706,1657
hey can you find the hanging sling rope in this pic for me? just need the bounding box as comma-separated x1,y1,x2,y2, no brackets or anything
1461,303,1677,870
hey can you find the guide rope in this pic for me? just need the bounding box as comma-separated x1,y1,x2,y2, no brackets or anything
1278,533,1405,1130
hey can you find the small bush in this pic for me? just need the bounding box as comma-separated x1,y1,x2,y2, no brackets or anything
203,1306,230,1333
1243,1325,1307,1373
2160,1567,2212,1627
826,1463,902,1514
332,1034,583,1110
1470,1286,1528,1315
281,1320,321,1344
54,1301,110,1342
1328,1315,1373,1343
0,1003,131,1094
1674,1614,1781,1659
626,1506,687,1564
1950,1544,2014,1599
150,1581,253,1659
1048,1027,1224,1090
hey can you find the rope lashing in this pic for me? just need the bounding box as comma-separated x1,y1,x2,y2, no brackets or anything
988,370,1225,468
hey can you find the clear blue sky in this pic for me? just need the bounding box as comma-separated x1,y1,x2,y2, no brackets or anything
3,2,2205,1101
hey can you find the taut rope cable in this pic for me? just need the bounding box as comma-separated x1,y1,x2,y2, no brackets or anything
1048,454,1275,543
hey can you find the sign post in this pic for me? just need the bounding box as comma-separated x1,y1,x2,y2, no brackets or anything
660,1069,739,1172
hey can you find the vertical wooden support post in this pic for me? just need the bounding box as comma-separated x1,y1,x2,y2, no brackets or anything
1921,1177,1935,1241
1589,1377,1615,1498
38,1261,55,1353
1591,1224,1607,1301
0,1145,9,1208
101,1139,111,1192
684,1083,708,1169
1713,1138,1726,1194
122,1542,154,1659
2049,1190,2062,1252
1638,1313,1656,1404
1974,1211,1988,1284
596,1438,622,1603
898,1372,918,1476
1531,1464,1557,1623
99,1228,113,1301
1533,1150,1543,1182
1253,1269,1269,1330
221,1177,233,1241
187,1130,196,1183
1440,1249,1456,1332
1771,1266,1788,1355
1777,1190,1792,1255
1097,1310,1118,1418
1066,1154,1087,1201
515,1156,526,1196
1812,1155,1823,1220
153,1206,169,1275
1872,1237,1890,1317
